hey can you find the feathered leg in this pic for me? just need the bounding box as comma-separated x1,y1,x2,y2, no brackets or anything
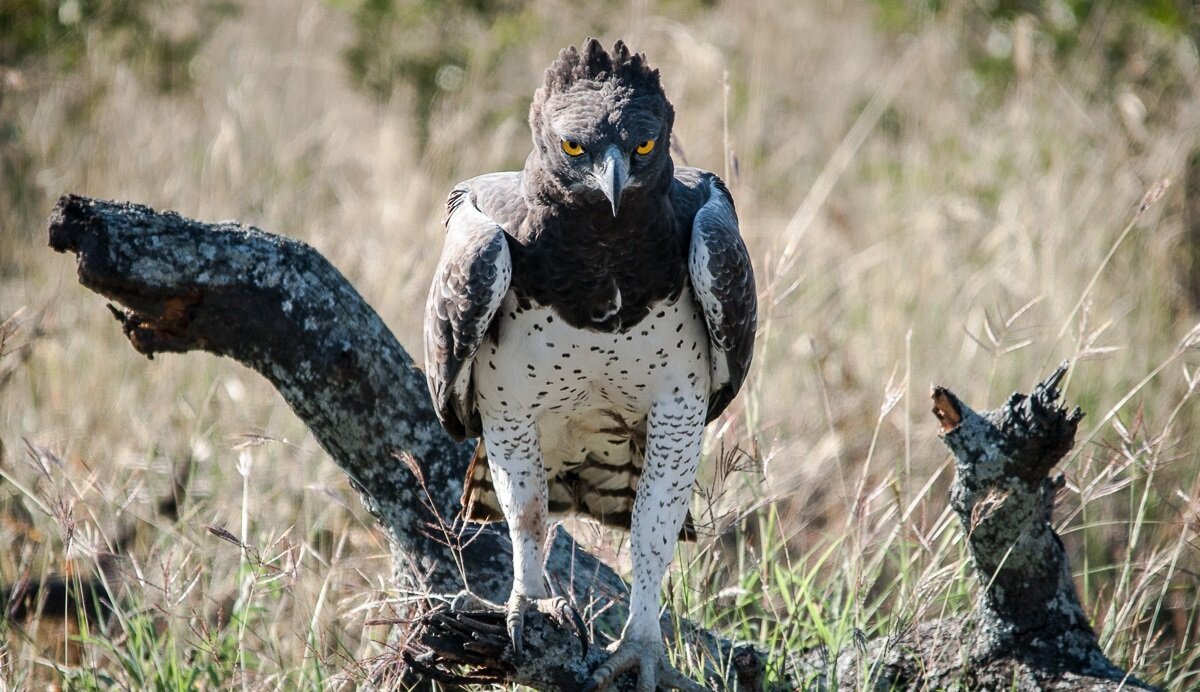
585,392,708,692
480,411,555,655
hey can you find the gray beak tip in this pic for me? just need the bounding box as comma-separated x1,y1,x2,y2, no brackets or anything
595,146,628,218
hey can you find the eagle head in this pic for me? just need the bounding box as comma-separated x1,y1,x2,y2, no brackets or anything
528,38,675,217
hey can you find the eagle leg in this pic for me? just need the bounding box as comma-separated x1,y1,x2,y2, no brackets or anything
586,392,708,690
480,413,552,656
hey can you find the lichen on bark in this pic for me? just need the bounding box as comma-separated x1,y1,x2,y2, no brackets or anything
801,367,1156,690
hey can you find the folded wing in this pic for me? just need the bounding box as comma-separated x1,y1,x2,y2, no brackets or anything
687,175,758,422
423,186,513,440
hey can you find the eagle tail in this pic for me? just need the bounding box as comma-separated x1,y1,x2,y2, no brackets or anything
460,439,697,541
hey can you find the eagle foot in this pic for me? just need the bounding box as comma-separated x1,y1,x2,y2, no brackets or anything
583,636,705,692
448,590,588,659
505,591,589,659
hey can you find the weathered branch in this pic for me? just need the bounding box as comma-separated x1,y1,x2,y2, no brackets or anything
938,365,1099,665
46,195,1159,690
47,194,769,691
799,367,1158,690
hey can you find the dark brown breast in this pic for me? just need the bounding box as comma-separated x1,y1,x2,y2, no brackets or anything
508,199,689,332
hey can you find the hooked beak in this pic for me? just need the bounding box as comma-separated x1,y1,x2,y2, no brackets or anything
593,146,629,217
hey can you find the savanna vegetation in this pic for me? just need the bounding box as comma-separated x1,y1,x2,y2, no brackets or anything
2,0,1199,688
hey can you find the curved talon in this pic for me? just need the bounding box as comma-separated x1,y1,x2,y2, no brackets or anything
506,591,531,656
504,592,589,659
539,595,589,658
583,636,703,691
583,641,635,692
567,603,589,658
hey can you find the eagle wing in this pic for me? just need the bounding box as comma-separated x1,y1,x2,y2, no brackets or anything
685,173,758,422
423,184,513,441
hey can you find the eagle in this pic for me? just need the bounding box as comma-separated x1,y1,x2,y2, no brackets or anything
423,38,756,691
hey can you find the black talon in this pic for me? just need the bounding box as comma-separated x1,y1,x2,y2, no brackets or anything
508,614,524,656
506,592,529,657
561,600,589,658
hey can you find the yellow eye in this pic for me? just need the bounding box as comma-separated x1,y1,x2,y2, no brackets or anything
636,139,656,155
561,140,584,157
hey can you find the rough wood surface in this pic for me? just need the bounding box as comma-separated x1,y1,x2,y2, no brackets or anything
798,366,1158,691
46,194,767,691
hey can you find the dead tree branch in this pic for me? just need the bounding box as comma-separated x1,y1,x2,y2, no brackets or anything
797,366,1158,690
46,194,768,691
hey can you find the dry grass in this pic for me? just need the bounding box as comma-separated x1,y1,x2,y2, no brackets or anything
2,0,1200,688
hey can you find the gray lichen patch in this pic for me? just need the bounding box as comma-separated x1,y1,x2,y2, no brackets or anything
925,366,1156,690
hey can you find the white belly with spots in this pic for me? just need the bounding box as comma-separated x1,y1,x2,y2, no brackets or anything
473,288,711,469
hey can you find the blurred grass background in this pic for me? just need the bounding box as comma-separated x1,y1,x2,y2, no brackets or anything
2,0,1200,688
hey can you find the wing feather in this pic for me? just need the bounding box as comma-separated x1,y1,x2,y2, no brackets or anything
687,175,757,422
423,185,512,440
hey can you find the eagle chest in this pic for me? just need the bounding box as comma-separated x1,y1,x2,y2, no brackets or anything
472,287,711,472
507,213,691,331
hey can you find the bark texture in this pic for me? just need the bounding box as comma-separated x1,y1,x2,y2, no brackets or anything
797,367,1157,691
46,194,765,690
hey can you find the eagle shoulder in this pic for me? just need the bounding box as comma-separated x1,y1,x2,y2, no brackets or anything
423,179,516,440
672,168,758,423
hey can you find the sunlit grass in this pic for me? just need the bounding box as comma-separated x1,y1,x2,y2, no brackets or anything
3,0,1200,689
